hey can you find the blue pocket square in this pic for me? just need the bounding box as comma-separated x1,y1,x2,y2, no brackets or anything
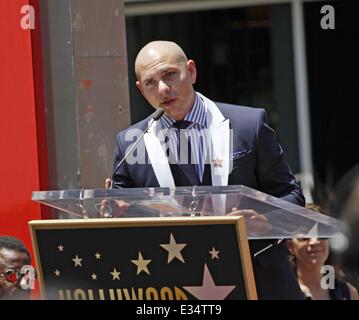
232,149,252,160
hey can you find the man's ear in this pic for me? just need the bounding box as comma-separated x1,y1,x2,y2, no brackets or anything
136,80,144,96
187,60,197,84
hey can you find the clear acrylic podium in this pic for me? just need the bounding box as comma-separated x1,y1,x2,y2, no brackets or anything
32,185,343,240
30,185,344,300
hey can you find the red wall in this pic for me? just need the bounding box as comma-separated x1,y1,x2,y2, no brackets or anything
0,0,46,263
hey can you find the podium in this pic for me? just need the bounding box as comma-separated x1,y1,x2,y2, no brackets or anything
30,185,343,300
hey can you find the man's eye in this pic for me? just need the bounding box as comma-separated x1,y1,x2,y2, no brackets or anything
144,80,153,87
165,71,176,78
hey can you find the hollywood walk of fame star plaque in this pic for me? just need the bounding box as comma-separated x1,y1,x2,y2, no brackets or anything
29,216,257,300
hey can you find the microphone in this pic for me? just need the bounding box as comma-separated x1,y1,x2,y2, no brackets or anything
151,108,165,121
108,108,165,189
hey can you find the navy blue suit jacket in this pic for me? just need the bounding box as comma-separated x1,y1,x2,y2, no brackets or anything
113,102,305,299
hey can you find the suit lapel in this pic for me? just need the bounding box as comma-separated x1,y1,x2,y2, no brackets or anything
144,120,175,188
198,93,231,187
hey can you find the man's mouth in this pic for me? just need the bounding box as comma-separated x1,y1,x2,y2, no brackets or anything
162,98,176,107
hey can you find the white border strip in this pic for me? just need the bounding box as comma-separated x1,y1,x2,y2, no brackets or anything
291,0,314,202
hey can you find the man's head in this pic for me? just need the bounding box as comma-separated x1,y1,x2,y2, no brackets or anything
0,236,32,300
135,41,197,121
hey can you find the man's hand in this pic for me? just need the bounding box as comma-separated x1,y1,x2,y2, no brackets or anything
100,178,129,217
105,178,112,189
226,208,272,236
99,199,130,218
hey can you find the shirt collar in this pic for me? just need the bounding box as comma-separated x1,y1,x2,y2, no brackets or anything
160,92,207,130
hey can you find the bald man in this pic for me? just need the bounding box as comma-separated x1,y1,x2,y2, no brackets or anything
111,41,305,299
134,41,196,121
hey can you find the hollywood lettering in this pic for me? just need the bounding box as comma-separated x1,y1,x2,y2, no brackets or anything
58,286,188,300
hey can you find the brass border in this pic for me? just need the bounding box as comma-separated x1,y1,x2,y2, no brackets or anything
29,222,46,299
235,217,258,299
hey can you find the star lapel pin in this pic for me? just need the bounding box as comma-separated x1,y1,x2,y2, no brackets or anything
212,157,223,168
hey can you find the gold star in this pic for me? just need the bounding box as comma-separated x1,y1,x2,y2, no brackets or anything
212,158,223,168
160,233,187,263
72,254,83,267
91,273,97,280
131,252,151,275
209,247,220,259
58,245,64,252
95,252,101,260
183,264,235,299
110,268,121,280
54,270,60,277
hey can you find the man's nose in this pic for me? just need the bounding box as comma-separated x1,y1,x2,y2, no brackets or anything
158,80,170,94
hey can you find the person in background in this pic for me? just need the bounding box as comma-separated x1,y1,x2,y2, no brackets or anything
329,164,359,290
287,203,359,300
0,236,33,300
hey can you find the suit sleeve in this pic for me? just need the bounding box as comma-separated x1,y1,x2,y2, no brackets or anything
112,132,135,188
255,109,305,206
